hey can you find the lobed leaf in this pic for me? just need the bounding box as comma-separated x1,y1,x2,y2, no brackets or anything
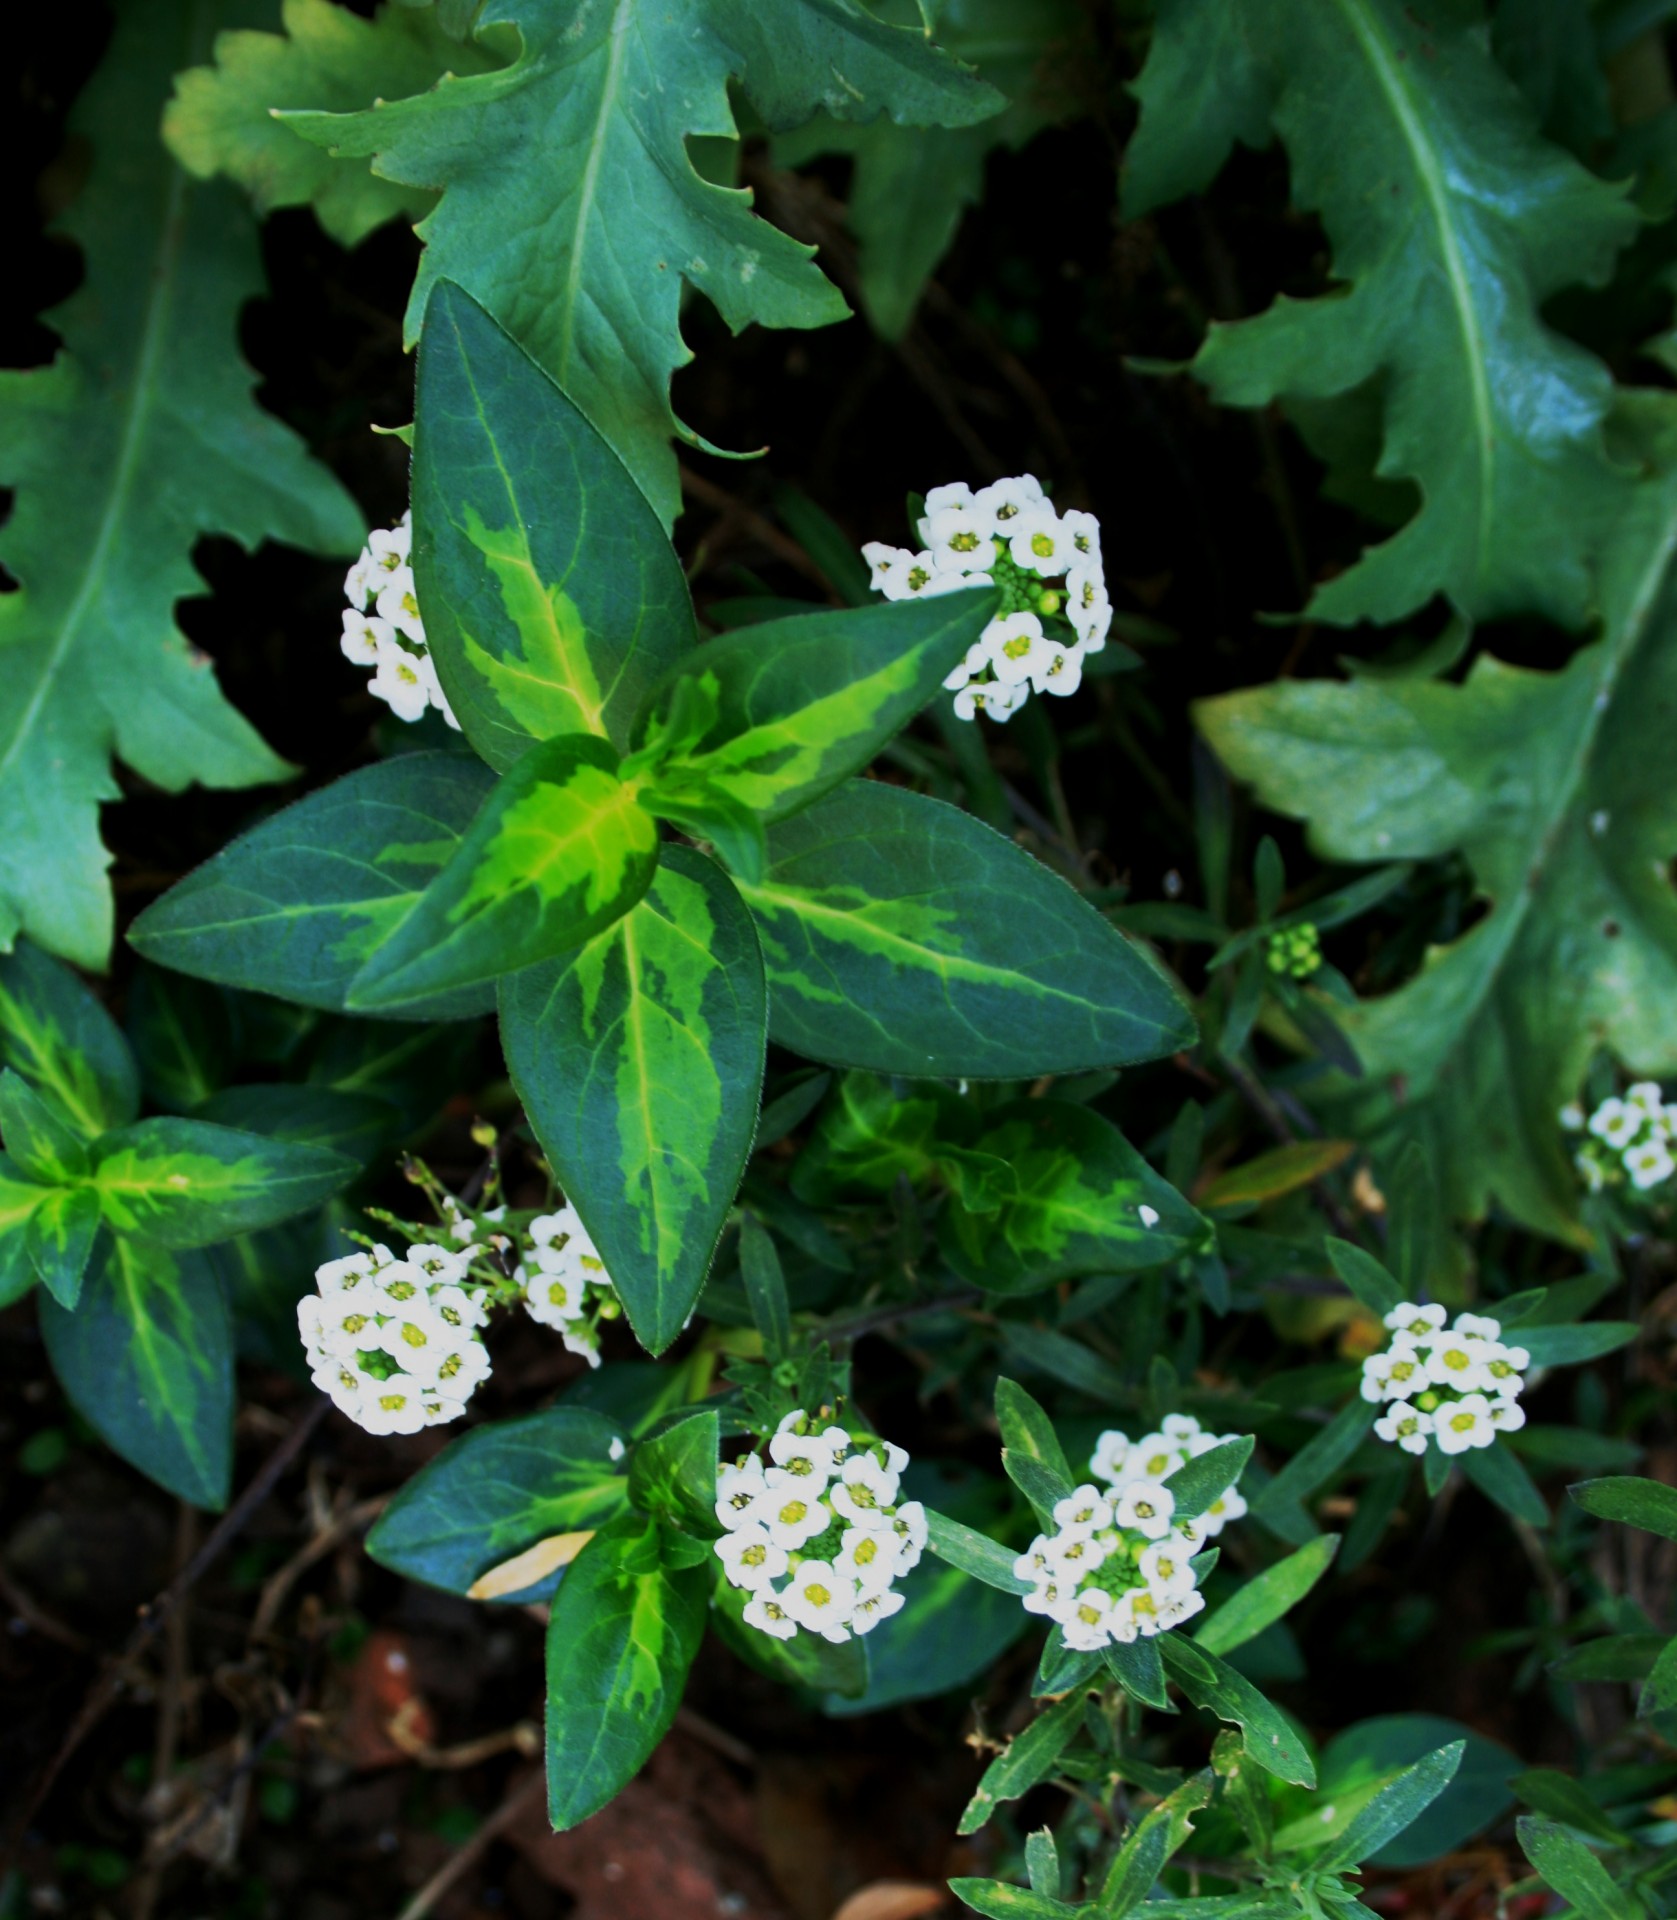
285,3,999,521
1126,0,1637,628
0,0,363,968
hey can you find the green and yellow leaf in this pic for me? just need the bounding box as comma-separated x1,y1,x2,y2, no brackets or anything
0,940,139,1139
348,733,660,1010
500,848,767,1354
128,750,498,1021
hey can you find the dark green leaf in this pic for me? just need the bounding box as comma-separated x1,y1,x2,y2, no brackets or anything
949,1878,1083,1920
347,734,659,1009
1513,1769,1635,1848
500,847,766,1354
1550,1633,1666,1685
194,1084,396,1166
1517,1323,1639,1367
367,1404,629,1601
1250,1401,1377,1528
0,940,139,1138
544,1514,710,1829
1104,1634,1170,1710
1315,1742,1465,1874
1158,1634,1316,1786
127,751,498,1020
1198,1536,1339,1657
1165,1437,1254,1524
1460,1441,1549,1527
628,1407,720,1537
737,1214,793,1361
0,1069,89,1181
26,1186,102,1310
89,1118,352,1248
738,779,1195,1077
1518,1815,1647,1920
925,1506,1032,1596
945,1102,1208,1296
126,964,236,1112
1325,1238,1403,1317
708,1573,869,1699
958,1688,1088,1836
1570,1476,1677,1542
1310,1714,1518,1867
1000,1324,1129,1404
39,1237,232,1509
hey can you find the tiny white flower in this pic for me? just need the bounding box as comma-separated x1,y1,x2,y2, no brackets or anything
1374,1404,1434,1455
923,565,996,597
1577,1152,1606,1194
359,1380,432,1437
1065,562,1111,648
1172,1514,1210,1553
1627,1081,1664,1118
1558,1102,1585,1131
783,1561,857,1642
751,1470,832,1551
974,474,1045,525
862,541,917,595
1128,1434,1187,1481
523,1264,588,1327
877,1440,909,1477
1590,1099,1640,1150
953,679,1027,723
1626,1138,1674,1190
1007,506,1073,576
716,1457,767,1531
925,502,999,573
374,567,426,646
1157,1588,1206,1632
297,1294,324,1348
1434,1393,1498,1456
830,1453,899,1521
715,1522,789,1591
922,480,979,522
1380,1340,1429,1400
1384,1301,1448,1337
1031,642,1084,698
1046,1531,1107,1578
367,520,411,570
850,1587,906,1634
1488,1395,1527,1433
888,1500,928,1573
878,550,940,601
341,607,391,666
1022,1576,1073,1619
1090,1431,1134,1484
1484,1343,1529,1388
1114,1481,1176,1540
1452,1312,1502,1343
1105,1590,1141,1644
316,1246,395,1295
982,611,1052,687
1061,1586,1115,1651
1202,1485,1247,1537
344,547,380,608
1139,1541,1196,1598
836,1525,900,1595
768,1426,834,1488
430,1339,491,1404
560,1326,603,1369
369,636,431,722
608,1435,626,1462
1013,1538,1055,1585
742,1593,799,1641
1139,1205,1160,1229
1129,1587,1166,1638
1426,1333,1494,1394
317,1293,383,1358
376,1302,450,1382
942,640,989,692
429,1284,488,1335
1058,507,1102,566
1052,1486,1115,1536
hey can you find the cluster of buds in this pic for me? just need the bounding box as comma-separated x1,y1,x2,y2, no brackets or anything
714,1411,926,1644
1360,1303,1529,1456
1564,1084,1677,1196
861,475,1109,722
1265,922,1322,980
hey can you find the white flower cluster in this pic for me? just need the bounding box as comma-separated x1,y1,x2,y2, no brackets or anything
1013,1415,1243,1651
1360,1303,1529,1457
714,1412,927,1644
860,475,1109,723
342,512,460,729
1563,1084,1677,1195
511,1203,619,1369
297,1242,490,1436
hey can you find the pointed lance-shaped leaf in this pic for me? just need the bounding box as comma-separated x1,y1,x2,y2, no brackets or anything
89,1117,354,1248
128,751,498,1021
633,586,999,824
500,847,767,1354
736,779,1195,1077
408,283,698,767
348,734,660,1011
0,940,139,1139
39,1237,234,1511
26,1186,103,1311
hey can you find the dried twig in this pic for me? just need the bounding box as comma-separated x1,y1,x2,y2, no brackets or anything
393,1766,548,1920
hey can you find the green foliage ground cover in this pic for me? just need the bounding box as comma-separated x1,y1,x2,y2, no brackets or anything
6,1,1677,1913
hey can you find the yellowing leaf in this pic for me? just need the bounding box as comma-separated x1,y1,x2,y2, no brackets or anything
467,1530,595,1601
